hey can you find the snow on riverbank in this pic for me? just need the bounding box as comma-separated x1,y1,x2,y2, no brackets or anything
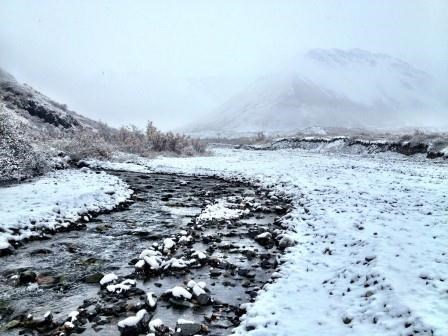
89,148,448,335
0,169,132,252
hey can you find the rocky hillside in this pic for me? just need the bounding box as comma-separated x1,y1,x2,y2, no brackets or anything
0,68,112,182
0,68,101,134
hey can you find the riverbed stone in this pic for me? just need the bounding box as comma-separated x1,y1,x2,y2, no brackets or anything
18,270,37,285
84,272,104,283
175,321,202,336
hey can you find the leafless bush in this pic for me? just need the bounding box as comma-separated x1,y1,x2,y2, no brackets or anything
190,137,207,153
96,121,117,143
45,121,206,161
201,132,272,146
0,107,49,182
145,122,205,154
109,121,206,156
50,130,113,161
2,106,206,176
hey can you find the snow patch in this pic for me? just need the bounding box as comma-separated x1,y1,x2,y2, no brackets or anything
198,199,244,221
0,169,132,251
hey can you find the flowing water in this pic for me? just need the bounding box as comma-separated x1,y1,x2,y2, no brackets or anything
0,171,291,335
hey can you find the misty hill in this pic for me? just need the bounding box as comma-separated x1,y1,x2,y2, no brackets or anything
187,49,446,137
0,67,206,182
0,68,101,134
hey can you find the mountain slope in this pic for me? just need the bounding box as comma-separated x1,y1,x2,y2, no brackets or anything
0,68,101,133
187,49,446,137
0,68,110,182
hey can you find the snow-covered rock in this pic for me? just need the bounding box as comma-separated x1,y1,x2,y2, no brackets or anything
143,255,162,270
191,250,207,260
162,238,176,254
117,309,150,335
148,318,164,332
198,199,244,221
100,273,118,286
106,279,136,294
146,292,158,309
166,286,192,300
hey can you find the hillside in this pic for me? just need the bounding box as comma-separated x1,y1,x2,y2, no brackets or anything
187,49,446,137
0,68,102,135
0,68,206,183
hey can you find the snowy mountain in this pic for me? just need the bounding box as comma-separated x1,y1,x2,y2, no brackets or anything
187,49,446,137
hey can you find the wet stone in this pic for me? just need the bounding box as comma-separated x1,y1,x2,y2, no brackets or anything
18,270,37,285
36,272,61,286
196,293,211,305
175,321,203,336
29,248,52,256
84,272,104,283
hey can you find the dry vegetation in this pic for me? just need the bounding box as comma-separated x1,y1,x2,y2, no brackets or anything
0,109,49,182
0,105,207,182
50,121,206,161
203,132,271,146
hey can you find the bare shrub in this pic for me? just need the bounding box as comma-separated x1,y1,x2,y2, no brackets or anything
96,121,117,143
46,121,206,161
51,130,113,161
255,131,266,142
112,121,206,156
201,133,272,146
0,106,49,182
114,125,146,155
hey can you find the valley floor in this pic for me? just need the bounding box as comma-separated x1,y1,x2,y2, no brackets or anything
137,148,447,336
1,148,447,335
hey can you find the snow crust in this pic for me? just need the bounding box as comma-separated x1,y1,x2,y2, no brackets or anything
198,198,244,221
138,148,448,336
0,169,132,250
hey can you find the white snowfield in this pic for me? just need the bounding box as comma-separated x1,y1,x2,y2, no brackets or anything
138,148,447,336
0,169,132,250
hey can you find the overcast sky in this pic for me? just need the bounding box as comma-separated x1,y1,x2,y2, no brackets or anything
0,0,447,130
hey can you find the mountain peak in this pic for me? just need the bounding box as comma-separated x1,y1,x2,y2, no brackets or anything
187,48,445,137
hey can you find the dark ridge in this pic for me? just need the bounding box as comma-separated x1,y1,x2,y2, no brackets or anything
238,136,447,159
0,80,80,129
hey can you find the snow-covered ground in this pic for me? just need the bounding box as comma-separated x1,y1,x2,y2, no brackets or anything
0,168,132,251
95,148,447,335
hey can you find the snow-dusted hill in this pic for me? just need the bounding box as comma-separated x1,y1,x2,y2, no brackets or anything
0,68,113,182
187,49,446,137
0,68,101,133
